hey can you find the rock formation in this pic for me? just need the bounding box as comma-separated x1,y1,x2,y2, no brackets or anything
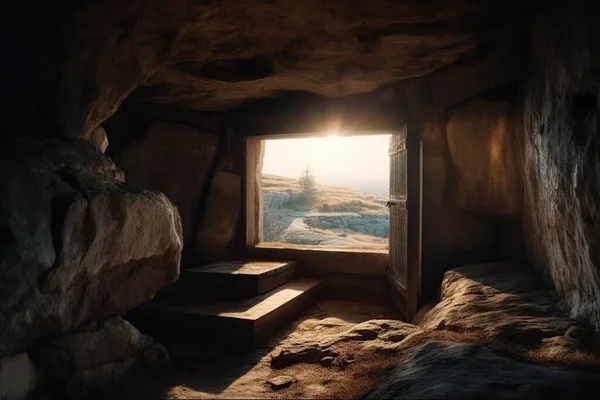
0,138,182,397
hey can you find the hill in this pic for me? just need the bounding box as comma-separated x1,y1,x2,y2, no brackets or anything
261,174,389,248
262,174,388,213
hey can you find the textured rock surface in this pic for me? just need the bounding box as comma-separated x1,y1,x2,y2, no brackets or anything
419,263,572,344
523,0,600,331
112,122,218,258
365,263,600,399
446,99,522,217
89,300,403,399
30,318,152,394
81,126,109,153
0,138,182,358
8,0,534,138
270,319,420,369
367,340,600,400
264,264,600,399
263,191,301,210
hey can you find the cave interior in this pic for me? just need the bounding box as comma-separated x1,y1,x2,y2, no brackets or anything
1,0,600,399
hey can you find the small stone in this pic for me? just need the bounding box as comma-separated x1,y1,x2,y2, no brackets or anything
319,356,335,367
338,358,356,369
267,375,297,390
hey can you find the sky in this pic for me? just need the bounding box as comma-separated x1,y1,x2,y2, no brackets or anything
261,134,391,196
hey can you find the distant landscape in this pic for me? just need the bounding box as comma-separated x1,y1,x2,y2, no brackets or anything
261,174,389,249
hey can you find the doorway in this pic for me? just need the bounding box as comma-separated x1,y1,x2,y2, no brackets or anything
244,128,421,319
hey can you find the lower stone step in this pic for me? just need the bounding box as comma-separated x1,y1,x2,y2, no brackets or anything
128,278,323,348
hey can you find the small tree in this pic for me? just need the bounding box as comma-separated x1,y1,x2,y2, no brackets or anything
298,167,317,195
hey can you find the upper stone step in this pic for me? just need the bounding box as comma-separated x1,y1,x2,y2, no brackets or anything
176,260,297,300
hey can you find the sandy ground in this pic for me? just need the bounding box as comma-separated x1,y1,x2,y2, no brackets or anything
96,300,401,399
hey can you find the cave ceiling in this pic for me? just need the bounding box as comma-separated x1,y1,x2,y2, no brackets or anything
128,0,536,110
6,0,538,138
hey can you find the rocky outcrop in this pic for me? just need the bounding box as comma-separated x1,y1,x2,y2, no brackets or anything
112,122,218,260
304,213,389,238
523,0,600,332
263,191,301,210
262,210,388,246
262,189,389,244
0,138,182,360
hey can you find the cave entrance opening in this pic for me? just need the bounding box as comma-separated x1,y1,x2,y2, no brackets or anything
250,133,391,250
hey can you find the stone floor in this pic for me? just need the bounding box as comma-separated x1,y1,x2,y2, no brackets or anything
92,263,600,400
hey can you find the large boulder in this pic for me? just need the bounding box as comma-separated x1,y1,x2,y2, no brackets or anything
0,138,182,358
112,122,218,260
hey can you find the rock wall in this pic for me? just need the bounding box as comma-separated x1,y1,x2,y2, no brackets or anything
523,0,600,331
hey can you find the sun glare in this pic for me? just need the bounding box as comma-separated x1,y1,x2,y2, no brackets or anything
262,133,391,196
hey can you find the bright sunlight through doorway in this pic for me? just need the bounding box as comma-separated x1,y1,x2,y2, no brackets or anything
259,134,391,249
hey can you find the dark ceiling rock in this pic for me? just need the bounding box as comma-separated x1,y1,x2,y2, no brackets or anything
136,0,534,111
7,0,536,138
173,55,275,82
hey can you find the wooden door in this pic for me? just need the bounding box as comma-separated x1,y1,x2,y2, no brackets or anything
387,126,422,320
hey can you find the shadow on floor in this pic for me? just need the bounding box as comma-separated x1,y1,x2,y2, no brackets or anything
94,299,399,399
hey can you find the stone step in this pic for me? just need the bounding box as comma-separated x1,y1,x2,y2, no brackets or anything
175,260,297,300
128,278,323,348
